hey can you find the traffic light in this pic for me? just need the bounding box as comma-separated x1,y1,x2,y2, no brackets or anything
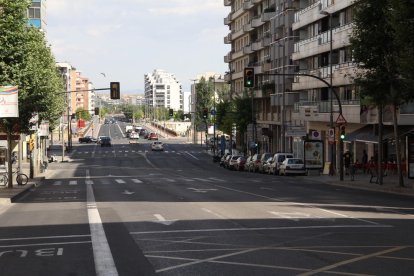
244,67,255,88
94,107,99,115
340,125,346,140
202,108,208,119
110,82,120,99
71,113,76,120
169,108,174,117
29,139,35,151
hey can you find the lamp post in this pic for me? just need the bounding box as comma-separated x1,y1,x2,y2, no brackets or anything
320,10,335,174
190,79,197,145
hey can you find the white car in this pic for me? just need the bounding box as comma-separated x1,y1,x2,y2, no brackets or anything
279,158,306,176
151,141,164,151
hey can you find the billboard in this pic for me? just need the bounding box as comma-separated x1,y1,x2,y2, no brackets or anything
0,86,19,118
304,140,324,169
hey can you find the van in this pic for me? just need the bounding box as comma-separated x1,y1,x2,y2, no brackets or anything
269,153,294,175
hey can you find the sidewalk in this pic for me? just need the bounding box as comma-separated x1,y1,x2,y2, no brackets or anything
304,171,414,197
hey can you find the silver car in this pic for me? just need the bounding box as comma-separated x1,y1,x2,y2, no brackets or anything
279,158,306,176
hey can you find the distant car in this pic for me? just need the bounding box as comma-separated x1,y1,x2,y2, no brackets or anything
279,158,306,176
148,133,158,140
151,141,164,151
78,136,97,143
234,156,247,171
100,136,111,147
269,153,294,175
258,153,273,173
97,136,106,144
249,154,262,172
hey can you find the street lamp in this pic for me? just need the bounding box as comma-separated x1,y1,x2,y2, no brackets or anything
190,79,198,144
320,10,335,173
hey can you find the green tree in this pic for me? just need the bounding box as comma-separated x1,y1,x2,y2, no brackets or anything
0,0,64,187
75,107,91,121
350,0,414,187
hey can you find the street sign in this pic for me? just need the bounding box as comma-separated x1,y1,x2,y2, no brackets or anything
336,114,347,125
328,128,335,144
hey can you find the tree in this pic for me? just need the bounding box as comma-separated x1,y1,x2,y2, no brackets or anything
75,108,91,121
350,0,414,187
0,0,64,187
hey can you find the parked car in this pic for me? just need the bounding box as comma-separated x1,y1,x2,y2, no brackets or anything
78,136,97,143
219,153,230,167
257,153,273,173
223,155,233,169
268,153,294,175
228,155,242,170
248,154,262,172
262,157,274,174
244,156,253,171
151,141,164,151
279,158,306,176
148,132,158,140
234,156,247,171
100,136,111,147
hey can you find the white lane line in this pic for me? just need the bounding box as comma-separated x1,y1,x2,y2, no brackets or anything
130,224,392,235
318,208,379,225
85,180,94,185
193,178,211,182
184,151,199,160
208,177,226,182
86,169,118,276
115,179,126,184
69,180,77,186
163,178,176,183
53,180,62,186
201,208,226,219
131,179,143,183
182,179,195,182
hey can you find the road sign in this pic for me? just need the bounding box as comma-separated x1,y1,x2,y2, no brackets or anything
328,128,335,144
336,114,347,125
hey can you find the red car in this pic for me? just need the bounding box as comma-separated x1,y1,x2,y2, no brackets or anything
148,132,158,140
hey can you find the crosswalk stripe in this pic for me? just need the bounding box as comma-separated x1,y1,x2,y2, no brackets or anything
115,179,126,184
69,180,77,185
86,180,94,185
131,179,143,183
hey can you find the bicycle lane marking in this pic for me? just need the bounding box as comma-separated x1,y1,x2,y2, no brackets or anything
86,169,119,276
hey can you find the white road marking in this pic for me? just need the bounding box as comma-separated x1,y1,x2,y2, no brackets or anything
163,178,176,183
85,180,94,185
201,208,226,219
100,179,110,185
153,214,176,226
69,180,77,186
53,180,62,186
115,179,126,184
208,177,225,182
131,224,392,235
86,169,118,276
182,179,195,182
131,179,143,183
184,151,199,160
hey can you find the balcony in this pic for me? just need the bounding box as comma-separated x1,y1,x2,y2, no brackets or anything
224,15,232,25
243,45,253,54
251,39,264,51
224,0,231,6
232,49,244,60
224,33,232,44
252,15,265,28
224,52,232,63
231,27,245,40
271,92,300,107
262,9,276,22
243,0,253,10
243,22,253,32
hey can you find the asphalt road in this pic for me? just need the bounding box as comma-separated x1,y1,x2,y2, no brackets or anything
1,121,413,275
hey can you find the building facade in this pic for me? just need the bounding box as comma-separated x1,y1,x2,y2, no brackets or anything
28,0,47,32
144,69,183,111
224,0,414,166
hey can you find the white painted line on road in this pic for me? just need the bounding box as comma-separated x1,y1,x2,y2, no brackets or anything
0,234,91,242
86,169,119,276
184,151,199,160
130,224,392,235
193,178,211,182
317,207,379,225
131,179,143,183
101,179,110,185
208,177,225,182
53,180,62,186
201,208,226,219
182,178,195,182
0,240,92,248
85,180,94,185
115,179,126,184
69,180,77,186
153,214,176,226
163,178,176,183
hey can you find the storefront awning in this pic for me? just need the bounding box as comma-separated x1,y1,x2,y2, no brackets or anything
344,125,414,144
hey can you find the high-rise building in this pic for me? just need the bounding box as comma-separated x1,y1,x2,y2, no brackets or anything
28,0,47,32
144,69,183,111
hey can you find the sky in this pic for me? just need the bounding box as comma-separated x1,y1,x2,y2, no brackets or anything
47,0,230,94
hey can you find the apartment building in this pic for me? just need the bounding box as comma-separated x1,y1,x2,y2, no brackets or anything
28,0,47,32
144,69,183,111
224,0,299,154
225,0,414,164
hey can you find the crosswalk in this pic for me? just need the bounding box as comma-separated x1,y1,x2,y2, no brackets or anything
50,176,228,186
71,150,206,156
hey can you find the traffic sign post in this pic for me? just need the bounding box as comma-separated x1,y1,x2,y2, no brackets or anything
335,114,347,125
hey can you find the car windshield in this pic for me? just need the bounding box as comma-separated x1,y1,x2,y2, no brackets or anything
288,159,303,164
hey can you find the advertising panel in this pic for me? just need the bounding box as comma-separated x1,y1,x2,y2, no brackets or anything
0,86,19,117
304,140,324,169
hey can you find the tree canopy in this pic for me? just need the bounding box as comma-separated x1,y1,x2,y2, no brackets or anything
0,0,64,134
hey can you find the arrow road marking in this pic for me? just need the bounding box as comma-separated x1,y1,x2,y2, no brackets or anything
131,179,143,183
153,214,176,226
